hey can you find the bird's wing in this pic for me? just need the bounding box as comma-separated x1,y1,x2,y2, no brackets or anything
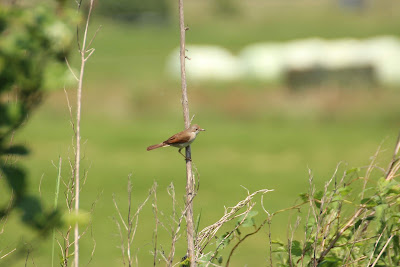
164,132,191,145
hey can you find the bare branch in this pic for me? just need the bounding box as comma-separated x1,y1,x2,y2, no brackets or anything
73,0,98,265
152,182,159,267
370,235,394,267
65,58,79,82
196,189,273,257
0,248,16,260
86,25,102,51
229,215,270,266
386,131,400,180
317,207,365,263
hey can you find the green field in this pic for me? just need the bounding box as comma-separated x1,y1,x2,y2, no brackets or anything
1,0,400,266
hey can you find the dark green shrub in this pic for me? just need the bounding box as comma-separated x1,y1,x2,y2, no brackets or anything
0,2,75,233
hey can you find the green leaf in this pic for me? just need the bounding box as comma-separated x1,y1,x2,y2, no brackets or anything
389,212,400,219
272,246,287,253
195,210,201,236
5,102,23,124
315,191,324,201
3,145,29,155
291,240,302,257
314,191,324,208
299,193,309,202
0,165,26,197
337,186,352,196
16,195,43,224
62,209,91,227
393,235,400,254
387,184,400,195
345,167,360,175
365,215,375,221
271,240,285,246
354,219,362,231
361,197,379,208
236,227,241,236
377,177,390,191
179,256,190,267
236,210,258,227
197,253,212,266
216,232,233,249
318,256,342,266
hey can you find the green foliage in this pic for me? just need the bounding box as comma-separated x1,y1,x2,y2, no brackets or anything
271,164,400,266
196,209,261,266
178,256,190,267
236,210,258,228
0,2,75,233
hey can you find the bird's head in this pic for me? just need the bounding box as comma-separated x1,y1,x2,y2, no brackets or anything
189,124,205,134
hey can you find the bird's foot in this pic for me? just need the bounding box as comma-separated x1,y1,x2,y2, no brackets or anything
178,148,191,161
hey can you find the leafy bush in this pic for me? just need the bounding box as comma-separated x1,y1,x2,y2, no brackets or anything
0,2,75,233
187,140,400,266
271,154,400,266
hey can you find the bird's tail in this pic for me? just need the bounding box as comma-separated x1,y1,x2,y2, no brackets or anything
147,143,167,151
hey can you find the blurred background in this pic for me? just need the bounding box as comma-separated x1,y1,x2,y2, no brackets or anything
1,0,400,266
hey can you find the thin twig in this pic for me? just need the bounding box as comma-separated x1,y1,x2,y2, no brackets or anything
86,25,103,52
226,218,269,267
196,189,273,257
0,248,16,260
152,182,159,267
52,157,62,267
38,173,44,198
317,207,365,263
167,183,185,266
73,1,97,266
206,204,256,266
113,194,129,231
65,58,79,82
113,179,154,266
370,235,394,267
386,131,400,180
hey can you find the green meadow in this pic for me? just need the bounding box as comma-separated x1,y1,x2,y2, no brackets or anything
1,0,400,266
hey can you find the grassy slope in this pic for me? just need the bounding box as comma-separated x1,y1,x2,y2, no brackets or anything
1,0,400,266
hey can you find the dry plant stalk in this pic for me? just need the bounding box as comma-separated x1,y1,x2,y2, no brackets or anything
278,137,400,267
195,188,273,263
152,183,159,267
385,131,400,180
113,176,155,266
72,0,98,266
149,182,201,266
178,0,196,265
157,182,192,266
58,0,100,266
167,183,179,265
0,196,16,260
0,135,17,260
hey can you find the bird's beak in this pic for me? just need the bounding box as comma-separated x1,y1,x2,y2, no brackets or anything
200,128,205,131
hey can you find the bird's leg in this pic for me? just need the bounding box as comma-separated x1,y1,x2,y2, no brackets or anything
178,148,191,161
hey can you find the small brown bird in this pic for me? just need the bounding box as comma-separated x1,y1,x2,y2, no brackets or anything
147,124,205,158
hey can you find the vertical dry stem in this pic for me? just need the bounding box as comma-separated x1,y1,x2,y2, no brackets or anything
178,0,195,265
74,1,96,266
